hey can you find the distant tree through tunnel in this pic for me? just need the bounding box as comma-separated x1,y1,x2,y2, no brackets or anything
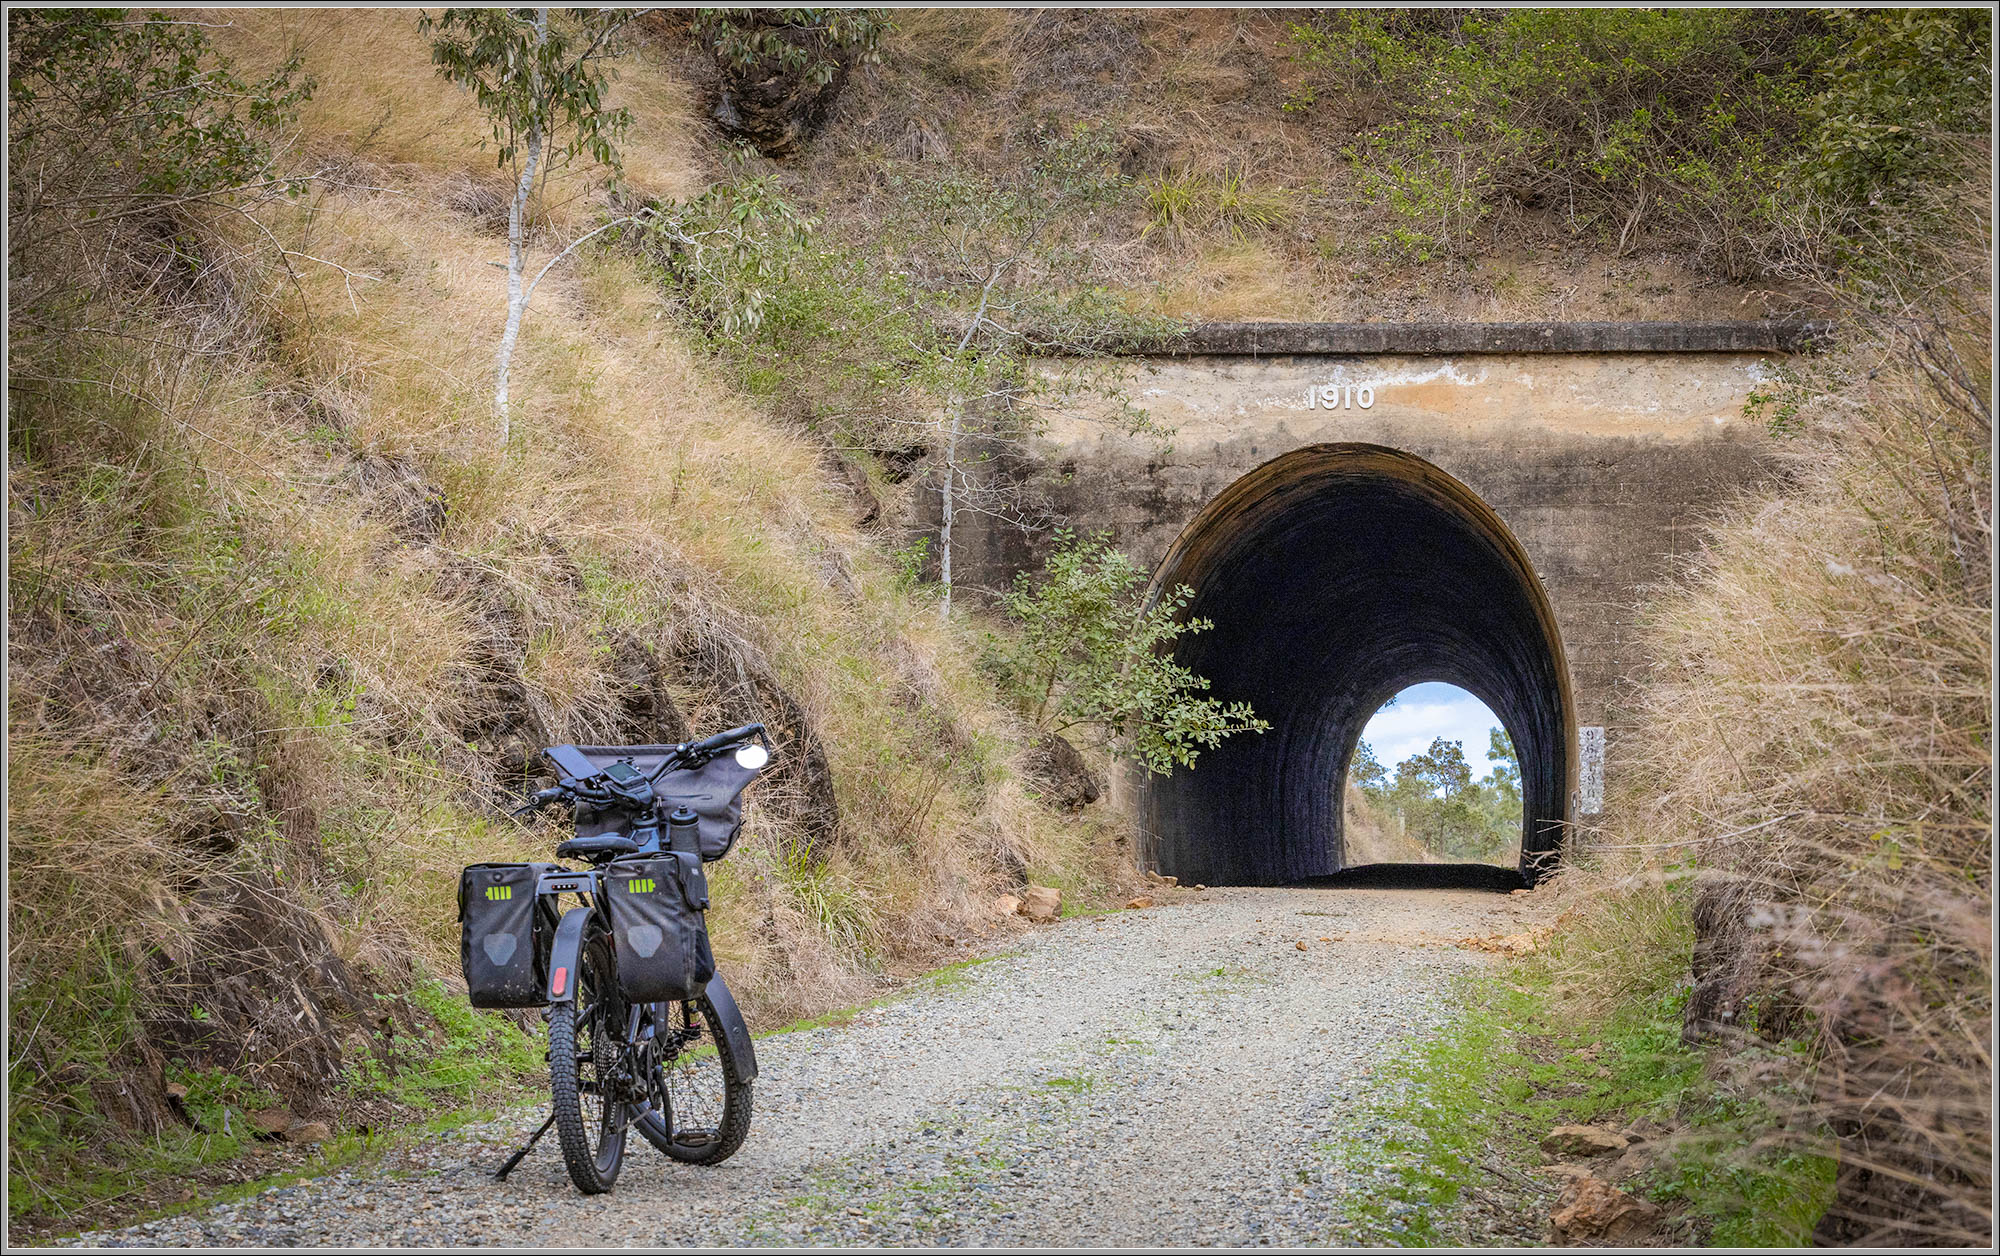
1142,445,1575,887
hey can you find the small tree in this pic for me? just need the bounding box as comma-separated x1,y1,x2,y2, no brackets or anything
984,531,1267,776
1382,737,1467,858
893,132,1172,621
422,7,639,438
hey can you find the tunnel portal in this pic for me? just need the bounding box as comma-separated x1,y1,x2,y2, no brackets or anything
1143,444,1575,887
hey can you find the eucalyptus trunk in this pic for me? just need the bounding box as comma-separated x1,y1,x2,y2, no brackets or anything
492,8,549,443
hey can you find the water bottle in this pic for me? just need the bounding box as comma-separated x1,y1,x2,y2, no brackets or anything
667,805,701,856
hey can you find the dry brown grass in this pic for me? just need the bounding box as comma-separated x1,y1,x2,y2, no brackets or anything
209,8,704,215
1557,213,1992,1241
1145,240,1314,322
264,174,1109,975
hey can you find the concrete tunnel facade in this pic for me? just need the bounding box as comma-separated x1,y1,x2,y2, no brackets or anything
1141,444,1574,886
933,321,1812,887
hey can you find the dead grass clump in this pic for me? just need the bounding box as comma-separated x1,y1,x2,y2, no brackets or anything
890,8,1012,97
1571,226,1990,1243
1148,241,1314,322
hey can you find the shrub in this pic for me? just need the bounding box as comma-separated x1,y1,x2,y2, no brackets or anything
7,9,314,267
982,531,1266,775
1287,8,1990,275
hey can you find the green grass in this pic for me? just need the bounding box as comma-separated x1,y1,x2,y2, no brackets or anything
38,1096,535,1242
338,979,542,1107
12,971,543,1238
918,954,1003,993
1320,973,1834,1247
1181,962,1259,990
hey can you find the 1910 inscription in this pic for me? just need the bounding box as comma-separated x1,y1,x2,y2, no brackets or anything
1306,383,1375,409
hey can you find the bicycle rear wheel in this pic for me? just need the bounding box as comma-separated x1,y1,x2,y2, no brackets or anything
633,993,752,1165
548,932,627,1193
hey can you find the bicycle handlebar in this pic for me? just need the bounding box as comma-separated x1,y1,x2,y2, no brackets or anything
510,786,567,817
509,725,768,821
686,723,765,757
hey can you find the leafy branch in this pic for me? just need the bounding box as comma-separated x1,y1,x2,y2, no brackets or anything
983,531,1267,777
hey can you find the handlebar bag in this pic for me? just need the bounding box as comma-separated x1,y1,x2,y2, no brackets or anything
603,854,716,1002
459,862,559,1008
654,754,761,861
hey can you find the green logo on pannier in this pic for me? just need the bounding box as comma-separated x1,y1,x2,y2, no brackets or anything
627,877,657,893
485,885,512,901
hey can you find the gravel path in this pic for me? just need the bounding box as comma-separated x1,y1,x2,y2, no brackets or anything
58,885,1549,1248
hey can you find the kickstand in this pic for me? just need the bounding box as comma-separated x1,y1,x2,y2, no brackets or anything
493,1112,556,1180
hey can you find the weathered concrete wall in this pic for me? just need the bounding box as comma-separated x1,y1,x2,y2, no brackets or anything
950,349,1784,818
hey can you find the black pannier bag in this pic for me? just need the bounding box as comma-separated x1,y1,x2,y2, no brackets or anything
603,853,715,1003
460,862,558,1008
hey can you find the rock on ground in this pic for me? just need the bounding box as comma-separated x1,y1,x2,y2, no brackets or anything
1018,884,1061,922
1550,1175,1666,1245
1540,1124,1631,1158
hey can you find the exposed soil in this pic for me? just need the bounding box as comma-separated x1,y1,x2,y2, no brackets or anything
51,885,1560,1248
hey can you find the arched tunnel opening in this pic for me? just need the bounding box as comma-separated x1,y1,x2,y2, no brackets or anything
1143,444,1574,888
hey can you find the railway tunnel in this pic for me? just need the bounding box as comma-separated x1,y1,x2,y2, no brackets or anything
1142,444,1575,888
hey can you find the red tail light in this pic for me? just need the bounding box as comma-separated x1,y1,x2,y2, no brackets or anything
551,966,567,996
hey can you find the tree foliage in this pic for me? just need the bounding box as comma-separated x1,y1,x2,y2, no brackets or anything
7,8,314,278
694,7,890,89
652,127,1162,409
1349,739,1388,795
627,173,816,339
984,531,1267,776
421,7,631,176
1356,728,1523,862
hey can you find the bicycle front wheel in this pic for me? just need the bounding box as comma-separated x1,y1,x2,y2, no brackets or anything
633,992,752,1165
548,931,627,1193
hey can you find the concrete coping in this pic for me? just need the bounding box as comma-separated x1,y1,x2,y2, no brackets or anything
1060,320,1832,356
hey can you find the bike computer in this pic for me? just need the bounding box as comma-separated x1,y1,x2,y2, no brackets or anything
604,761,642,783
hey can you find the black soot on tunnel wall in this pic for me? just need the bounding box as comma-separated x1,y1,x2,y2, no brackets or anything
1143,444,1575,887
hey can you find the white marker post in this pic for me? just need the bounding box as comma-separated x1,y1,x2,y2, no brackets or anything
1578,725,1605,816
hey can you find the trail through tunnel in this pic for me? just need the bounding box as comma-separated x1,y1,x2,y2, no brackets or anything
1143,444,1574,887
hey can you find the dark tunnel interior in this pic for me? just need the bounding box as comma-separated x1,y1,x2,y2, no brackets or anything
1143,444,1574,887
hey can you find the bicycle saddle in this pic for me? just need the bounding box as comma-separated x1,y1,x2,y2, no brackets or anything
556,834,640,861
